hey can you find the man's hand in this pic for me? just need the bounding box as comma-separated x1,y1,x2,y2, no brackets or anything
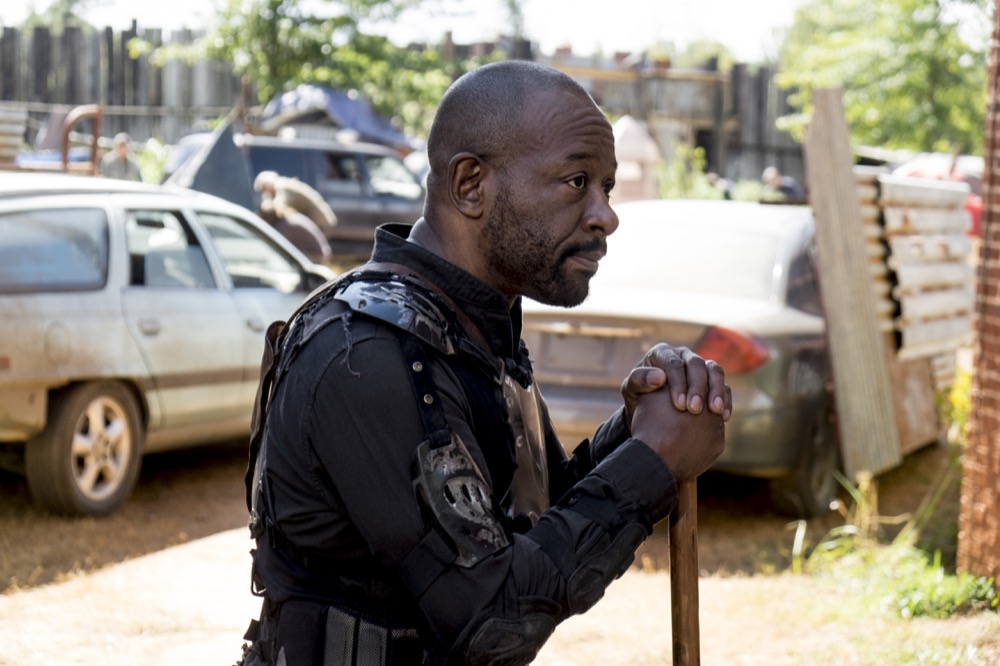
630,387,726,483
621,343,732,432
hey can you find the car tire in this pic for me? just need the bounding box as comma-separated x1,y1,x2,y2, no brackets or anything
25,382,143,516
769,404,840,518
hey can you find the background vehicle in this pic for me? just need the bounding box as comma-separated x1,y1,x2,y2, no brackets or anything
521,199,838,517
165,131,425,266
0,172,333,516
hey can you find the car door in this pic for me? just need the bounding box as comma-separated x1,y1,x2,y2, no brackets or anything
120,209,244,430
193,210,316,410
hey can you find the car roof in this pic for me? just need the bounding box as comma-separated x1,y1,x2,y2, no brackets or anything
0,171,168,197
235,133,400,157
0,170,226,200
612,198,813,234
0,171,242,207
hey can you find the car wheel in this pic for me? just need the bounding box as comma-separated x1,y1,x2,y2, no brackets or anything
769,405,840,518
25,382,143,516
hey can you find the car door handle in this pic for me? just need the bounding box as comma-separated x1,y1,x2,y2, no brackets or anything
137,318,161,335
245,317,266,332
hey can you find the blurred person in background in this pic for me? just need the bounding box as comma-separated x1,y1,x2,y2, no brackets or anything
100,132,142,181
254,170,338,234
762,165,804,201
255,171,332,265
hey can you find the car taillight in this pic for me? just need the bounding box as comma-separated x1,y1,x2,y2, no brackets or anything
694,326,770,374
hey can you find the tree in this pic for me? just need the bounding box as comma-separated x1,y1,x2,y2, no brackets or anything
674,39,737,71
19,0,93,32
159,0,504,136
776,0,990,154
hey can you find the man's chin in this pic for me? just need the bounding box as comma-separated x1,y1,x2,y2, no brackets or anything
528,278,591,308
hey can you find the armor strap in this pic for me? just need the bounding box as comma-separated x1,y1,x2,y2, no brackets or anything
401,334,451,448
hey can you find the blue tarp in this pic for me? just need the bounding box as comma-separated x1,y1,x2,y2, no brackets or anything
259,84,412,152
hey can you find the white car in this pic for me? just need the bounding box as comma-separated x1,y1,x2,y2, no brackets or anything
0,172,333,516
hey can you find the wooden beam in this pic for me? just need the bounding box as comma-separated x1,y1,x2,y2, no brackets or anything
804,88,903,478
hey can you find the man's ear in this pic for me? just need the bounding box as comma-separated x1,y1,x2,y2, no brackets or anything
448,152,491,219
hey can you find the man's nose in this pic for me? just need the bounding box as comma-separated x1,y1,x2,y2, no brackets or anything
585,189,619,237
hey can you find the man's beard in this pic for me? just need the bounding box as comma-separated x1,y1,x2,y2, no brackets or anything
480,182,602,307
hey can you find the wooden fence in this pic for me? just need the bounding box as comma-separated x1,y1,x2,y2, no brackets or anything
549,59,804,185
0,23,244,147
1,22,803,184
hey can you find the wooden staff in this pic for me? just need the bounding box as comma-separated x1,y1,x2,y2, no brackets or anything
669,478,700,665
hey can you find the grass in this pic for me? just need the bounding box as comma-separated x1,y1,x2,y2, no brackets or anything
773,374,1000,665
795,460,997,620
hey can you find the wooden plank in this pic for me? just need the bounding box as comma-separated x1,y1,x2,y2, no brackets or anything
886,352,942,455
893,262,974,292
897,335,975,362
887,234,975,264
856,183,879,203
853,165,886,184
896,287,975,322
883,207,971,235
866,241,887,261
897,315,974,349
931,353,958,391
804,88,902,478
879,174,969,207
861,222,883,240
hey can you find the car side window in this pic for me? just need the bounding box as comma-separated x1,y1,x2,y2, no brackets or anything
786,243,822,316
316,152,364,197
125,210,215,289
0,208,108,293
365,155,423,200
196,212,304,294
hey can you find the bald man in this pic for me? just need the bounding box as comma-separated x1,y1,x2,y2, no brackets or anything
238,61,729,666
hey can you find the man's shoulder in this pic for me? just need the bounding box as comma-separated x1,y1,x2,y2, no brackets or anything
334,273,456,355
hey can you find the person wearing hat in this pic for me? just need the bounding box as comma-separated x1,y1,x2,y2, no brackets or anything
100,132,142,182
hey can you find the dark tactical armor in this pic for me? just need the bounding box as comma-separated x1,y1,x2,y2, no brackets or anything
238,225,676,666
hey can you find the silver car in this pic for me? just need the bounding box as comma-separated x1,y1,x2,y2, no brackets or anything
522,199,837,517
0,172,333,516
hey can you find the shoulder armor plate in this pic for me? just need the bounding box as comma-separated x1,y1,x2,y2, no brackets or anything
334,277,456,354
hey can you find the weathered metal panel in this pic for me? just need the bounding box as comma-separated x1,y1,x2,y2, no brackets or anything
886,353,942,455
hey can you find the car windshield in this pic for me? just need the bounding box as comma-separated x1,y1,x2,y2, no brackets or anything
599,216,781,302
0,208,109,293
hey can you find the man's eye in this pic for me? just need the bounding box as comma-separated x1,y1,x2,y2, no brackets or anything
568,175,587,189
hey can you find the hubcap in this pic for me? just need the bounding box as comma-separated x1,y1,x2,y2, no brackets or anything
71,397,132,501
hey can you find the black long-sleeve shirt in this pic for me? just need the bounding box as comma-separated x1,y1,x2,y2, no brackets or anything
256,224,678,662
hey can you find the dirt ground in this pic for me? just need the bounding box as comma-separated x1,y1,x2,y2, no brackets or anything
0,436,964,592
1,437,994,665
